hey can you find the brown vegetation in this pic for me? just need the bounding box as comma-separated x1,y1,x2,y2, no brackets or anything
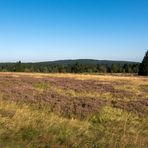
0,73,148,147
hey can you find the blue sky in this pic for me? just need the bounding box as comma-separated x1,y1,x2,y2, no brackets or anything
0,0,148,62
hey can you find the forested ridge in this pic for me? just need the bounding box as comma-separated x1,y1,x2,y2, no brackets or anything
0,59,139,73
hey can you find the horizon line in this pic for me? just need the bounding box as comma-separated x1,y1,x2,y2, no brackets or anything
0,58,140,63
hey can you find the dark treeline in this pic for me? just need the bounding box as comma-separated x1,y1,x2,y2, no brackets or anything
0,61,139,74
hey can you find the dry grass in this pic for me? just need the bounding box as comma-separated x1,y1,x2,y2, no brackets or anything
0,72,148,147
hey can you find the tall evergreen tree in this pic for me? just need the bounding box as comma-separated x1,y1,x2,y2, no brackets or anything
138,50,148,76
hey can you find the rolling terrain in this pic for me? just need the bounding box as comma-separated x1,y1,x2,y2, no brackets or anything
0,72,147,147
0,59,138,67
37,59,139,66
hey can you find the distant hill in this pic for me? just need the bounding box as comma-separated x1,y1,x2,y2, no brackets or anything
0,59,139,73
37,59,139,66
0,59,139,66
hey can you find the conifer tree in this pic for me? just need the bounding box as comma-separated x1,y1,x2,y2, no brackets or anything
138,50,148,76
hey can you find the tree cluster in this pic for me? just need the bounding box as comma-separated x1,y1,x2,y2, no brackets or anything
0,61,139,74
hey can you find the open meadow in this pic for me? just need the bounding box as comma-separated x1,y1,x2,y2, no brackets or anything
0,72,148,148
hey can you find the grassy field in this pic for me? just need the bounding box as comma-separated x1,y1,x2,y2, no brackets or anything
0,72,148,148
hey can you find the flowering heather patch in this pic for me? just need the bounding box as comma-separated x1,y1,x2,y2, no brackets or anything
0,73,148,147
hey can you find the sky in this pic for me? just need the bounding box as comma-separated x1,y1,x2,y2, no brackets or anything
0,0,148,62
